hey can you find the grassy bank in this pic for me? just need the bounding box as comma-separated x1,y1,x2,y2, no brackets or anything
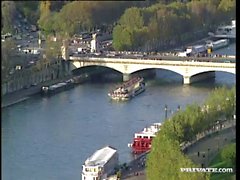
209,142,236,180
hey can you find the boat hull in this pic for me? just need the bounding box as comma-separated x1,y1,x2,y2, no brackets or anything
41,81,74,96
131,138,152,154
128,123,162,154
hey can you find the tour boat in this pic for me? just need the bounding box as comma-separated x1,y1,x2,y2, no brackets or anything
108,76,145,101
82,146,119,180
205,39,229,51
41,79,74,95
128,123,162,154
208,20,236,39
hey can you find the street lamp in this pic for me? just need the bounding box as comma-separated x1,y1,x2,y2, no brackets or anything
164,104,168,120
207,148,210,165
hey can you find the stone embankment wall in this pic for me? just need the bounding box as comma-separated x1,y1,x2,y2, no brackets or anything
2,59,64,95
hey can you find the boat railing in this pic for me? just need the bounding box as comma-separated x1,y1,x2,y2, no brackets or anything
121,77,143,88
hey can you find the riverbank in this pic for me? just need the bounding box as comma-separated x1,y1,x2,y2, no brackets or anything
122,119,236,180
1,75,73,108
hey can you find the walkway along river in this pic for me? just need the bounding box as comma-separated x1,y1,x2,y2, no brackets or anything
1,43,235,180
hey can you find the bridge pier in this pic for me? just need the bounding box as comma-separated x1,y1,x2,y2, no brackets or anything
184,71,215,85
123,73,131,82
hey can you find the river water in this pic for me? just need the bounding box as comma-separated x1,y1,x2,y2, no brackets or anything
2,43,235,180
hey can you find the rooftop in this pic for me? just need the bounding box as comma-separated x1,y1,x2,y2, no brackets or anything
84,146,117,167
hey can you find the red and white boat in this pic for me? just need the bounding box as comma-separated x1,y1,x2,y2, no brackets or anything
128,123,162,154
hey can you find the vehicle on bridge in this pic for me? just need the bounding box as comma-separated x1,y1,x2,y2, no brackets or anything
108,76,145,101
205,39,229,51
128,123,162,154
178,45,207,57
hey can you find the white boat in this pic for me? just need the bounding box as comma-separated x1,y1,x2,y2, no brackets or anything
205,39,229,51
178,45,207,57
208,20,236,39
108,76,145,101
82,146,119,180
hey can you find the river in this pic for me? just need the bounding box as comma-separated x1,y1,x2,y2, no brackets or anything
2,43,235,180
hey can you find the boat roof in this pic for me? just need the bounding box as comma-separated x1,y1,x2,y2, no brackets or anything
135,123,162,136
84,146,117,167
217,25,235,29
50,82,66,88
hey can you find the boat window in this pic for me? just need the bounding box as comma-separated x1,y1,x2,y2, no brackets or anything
137,136,141,138
144,136,148,139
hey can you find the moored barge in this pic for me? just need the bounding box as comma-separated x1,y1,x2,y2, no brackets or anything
41,79,74,95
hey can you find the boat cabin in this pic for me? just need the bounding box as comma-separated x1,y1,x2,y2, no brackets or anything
82,146,118,180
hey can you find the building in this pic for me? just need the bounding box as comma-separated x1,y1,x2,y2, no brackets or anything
90,33,99,53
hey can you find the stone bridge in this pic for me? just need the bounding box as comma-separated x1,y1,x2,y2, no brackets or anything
68,56,235,84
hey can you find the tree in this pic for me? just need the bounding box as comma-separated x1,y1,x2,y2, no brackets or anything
1,1,16,34
221,143,236,168
146,86,235,180
119,7,144,29
147,131,209,179
38,1,52,34
112,25,132,50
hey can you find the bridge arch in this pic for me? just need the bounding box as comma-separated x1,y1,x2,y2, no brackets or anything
69,58,235,84
71,64,123,74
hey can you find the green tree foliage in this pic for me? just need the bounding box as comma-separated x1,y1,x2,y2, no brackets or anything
146,86,235,179
221,143,236,168
45,38,62,60
217,0,236,24
38,1,52,34
218,0,236,20
112,25,132,50
37,1,141,37
119,8,144,29
204,86,236,120
1,1,16,34
147,131,209,179
113,7,148,50
112,0,235,51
